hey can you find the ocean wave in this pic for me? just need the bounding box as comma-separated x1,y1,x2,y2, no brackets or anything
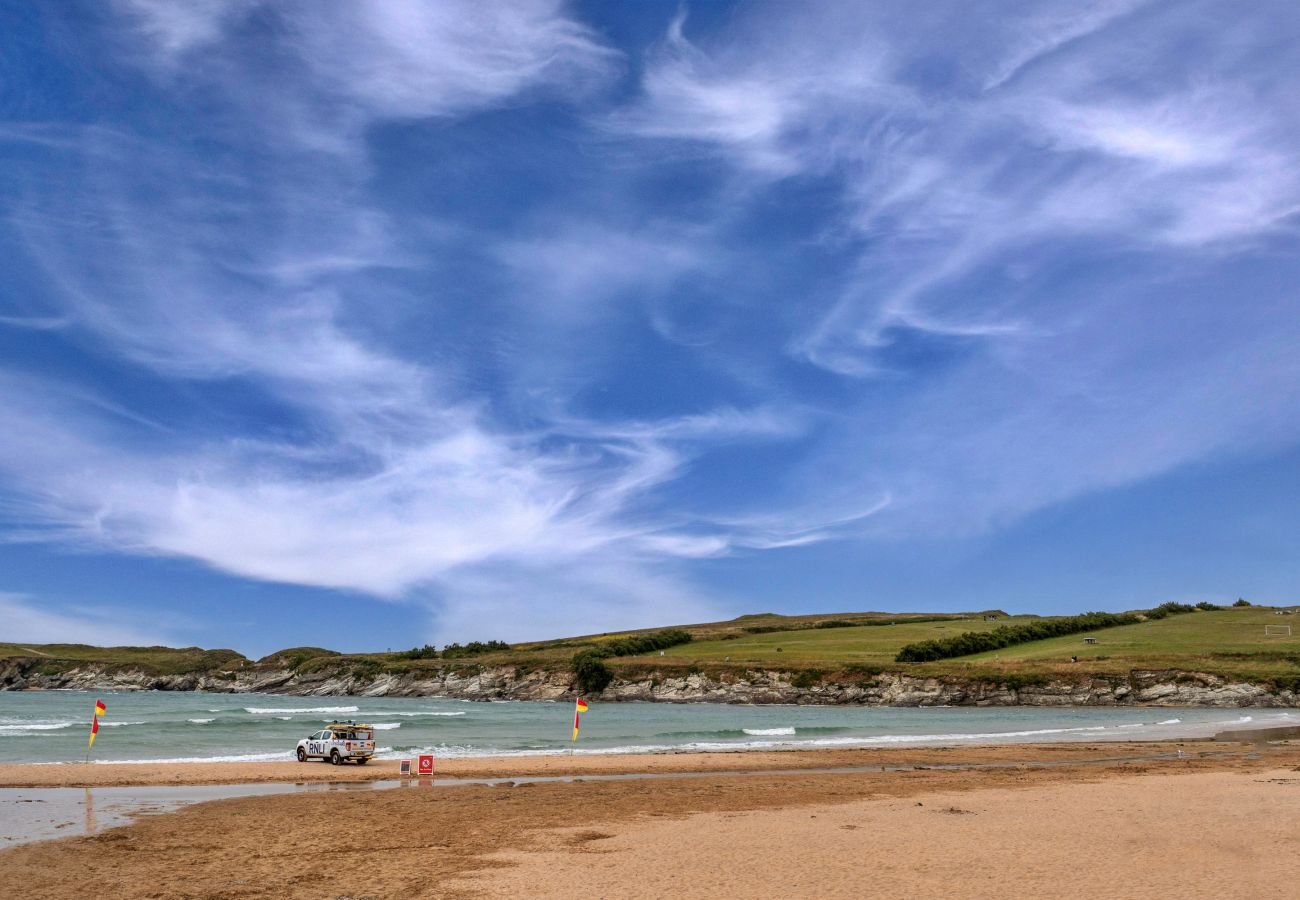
0,722,74,732
372,723,401,730
103,721,147,727
385,711,467,717
1157,718,1182,725
188,718,215,724
244,706,359,715
742,727,796,736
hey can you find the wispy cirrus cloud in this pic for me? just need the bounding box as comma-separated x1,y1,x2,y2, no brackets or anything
612,0,1300,535
114,0,618,153
2,1,1298,648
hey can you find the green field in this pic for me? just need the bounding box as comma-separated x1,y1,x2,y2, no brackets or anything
954,607,1300,677
653,616,1042,666
5,605,1300,685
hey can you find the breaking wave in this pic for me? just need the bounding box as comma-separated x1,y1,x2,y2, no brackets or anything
244,706,359,715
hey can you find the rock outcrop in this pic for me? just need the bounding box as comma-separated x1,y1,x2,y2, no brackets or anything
1,656,1294,707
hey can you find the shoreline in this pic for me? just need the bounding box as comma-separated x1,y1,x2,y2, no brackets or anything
4,740,1299,898
0,736,1260,788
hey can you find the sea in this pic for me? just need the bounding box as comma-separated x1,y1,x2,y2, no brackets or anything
0,691,1287,764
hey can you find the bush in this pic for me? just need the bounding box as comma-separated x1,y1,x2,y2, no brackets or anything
441,640,511,660
1195,601,1220,611
790,670,821,689
1234,598,1252,607
572,651,613,694
566,630,693,694
814,620,856,629
394,644,440,660
1144,602,1197,621
599,629,694,658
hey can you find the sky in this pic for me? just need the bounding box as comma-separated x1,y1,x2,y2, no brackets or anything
1,1,1298,658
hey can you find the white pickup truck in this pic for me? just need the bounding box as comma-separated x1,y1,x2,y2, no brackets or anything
296,722,376,765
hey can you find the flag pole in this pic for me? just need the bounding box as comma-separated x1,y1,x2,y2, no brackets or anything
86,699,104,765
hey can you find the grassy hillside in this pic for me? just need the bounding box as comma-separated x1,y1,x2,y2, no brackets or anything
656,616,1038,666
6,605,1299,686
0,643,247,676
956,607,1300,679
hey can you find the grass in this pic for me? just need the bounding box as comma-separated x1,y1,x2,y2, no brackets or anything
6,606,1300,685
952,608,1300,681
648,616,1044,667
0,643,246,676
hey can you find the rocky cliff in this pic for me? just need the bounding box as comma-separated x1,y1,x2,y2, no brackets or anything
2,657,1295,707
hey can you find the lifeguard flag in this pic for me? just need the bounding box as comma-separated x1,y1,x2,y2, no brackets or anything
572,697,589,741
88,699,106,750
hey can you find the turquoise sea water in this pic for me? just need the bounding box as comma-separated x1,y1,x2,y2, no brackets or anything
0,691,1286,764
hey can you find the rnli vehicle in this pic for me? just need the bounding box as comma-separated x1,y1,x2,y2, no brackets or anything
296,721,376,765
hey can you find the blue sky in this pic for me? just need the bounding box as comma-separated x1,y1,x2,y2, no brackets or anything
1,1,1298,657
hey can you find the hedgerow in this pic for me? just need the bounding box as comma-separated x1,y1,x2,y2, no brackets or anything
897,610,1155,663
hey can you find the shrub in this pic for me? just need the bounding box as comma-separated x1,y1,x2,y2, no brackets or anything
1234,598,1252,607
394,644,440,660
1195,601,1220,611
441,640,511,660
1144,602,1197,621
790,670,821,689
598,630,694,658
814,620,856,629
571,651,613,694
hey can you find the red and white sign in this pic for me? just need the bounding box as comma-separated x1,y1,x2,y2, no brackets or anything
417,754,435,775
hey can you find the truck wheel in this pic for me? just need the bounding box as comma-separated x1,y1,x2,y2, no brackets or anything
356,757,368,765
296,747,306,762
330,749,341,765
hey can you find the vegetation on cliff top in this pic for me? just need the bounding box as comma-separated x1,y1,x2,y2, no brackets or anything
4,604,1298,686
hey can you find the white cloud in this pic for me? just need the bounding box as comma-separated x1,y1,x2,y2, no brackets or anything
4,1,1299,643
0,593,175,646
291,0,617,120
114,0,617,151
425,561,725,645
113,0,258,58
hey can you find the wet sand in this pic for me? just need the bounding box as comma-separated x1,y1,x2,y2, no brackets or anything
3,741,1298,898
0,741,1216,788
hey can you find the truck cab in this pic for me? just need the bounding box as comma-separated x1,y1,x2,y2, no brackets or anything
296,721,376,765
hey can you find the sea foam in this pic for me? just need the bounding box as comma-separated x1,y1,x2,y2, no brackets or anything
244,706,359,715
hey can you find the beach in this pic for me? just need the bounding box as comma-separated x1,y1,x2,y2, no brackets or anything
4,739,1299,898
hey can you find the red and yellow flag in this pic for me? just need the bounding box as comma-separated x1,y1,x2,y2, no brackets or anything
572,697,588,741
88,699,106,750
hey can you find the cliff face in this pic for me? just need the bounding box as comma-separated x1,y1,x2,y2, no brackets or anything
1,657,1295,708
